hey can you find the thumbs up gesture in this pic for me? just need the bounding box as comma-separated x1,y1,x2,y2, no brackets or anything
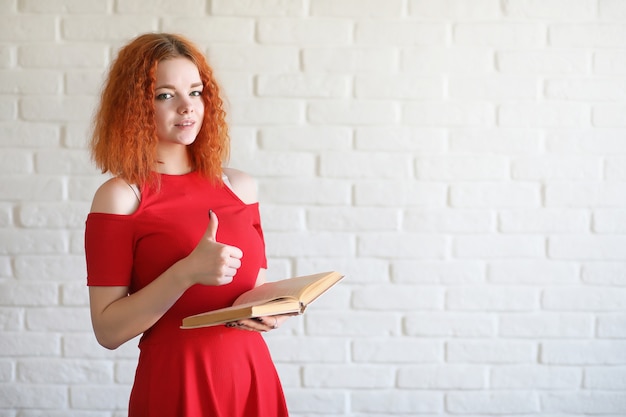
182,210,243,286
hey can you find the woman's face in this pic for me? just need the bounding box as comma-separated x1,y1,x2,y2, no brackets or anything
153,57,205,146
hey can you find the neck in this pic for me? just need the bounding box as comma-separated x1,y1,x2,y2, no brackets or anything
156,144,193,175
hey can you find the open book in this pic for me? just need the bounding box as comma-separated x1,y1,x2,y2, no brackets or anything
181,271,344,329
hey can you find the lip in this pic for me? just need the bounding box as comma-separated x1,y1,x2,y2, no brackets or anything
175,119,195,127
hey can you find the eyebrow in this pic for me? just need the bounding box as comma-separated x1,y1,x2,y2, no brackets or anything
155,82,203,90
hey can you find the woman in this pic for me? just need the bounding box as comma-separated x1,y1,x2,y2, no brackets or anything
84,33,289,416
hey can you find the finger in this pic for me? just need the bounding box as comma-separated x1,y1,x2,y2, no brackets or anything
204,209,219,242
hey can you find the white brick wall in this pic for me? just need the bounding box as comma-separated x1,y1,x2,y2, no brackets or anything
1,0,625,415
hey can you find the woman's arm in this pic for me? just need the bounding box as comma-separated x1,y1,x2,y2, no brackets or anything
88,178,242,349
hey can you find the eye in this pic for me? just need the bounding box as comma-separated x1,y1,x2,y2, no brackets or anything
156,92,173,100
190,90,202,97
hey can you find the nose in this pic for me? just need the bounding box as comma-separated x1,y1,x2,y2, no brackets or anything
178,96,194,114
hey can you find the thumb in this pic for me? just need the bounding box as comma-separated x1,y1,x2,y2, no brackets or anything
205,209,218,241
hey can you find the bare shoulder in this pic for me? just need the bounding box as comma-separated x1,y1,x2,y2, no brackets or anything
222,167,258,204
90,177,140,215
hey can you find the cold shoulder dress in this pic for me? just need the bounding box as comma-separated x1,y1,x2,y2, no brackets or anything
84,172,288,417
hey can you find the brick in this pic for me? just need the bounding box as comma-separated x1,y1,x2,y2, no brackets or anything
393,260,485,284
0,15,56,41
115,360,138,384
492,365,581,389
70,385,131,410
229,99,304,125
65,70,104,96
0,96,17,121
115,0,204,14
416,155,509,180
606,157,626,181
0,45,15,68
450,129,542,154
266,337,346,363
355,75,443,99
312,0,403,17
597,314,626,338
259,127,352,151
499,313,593,338
259,179,351,205
447,286,538,311
355,181,446,207
549,236,626,260
541,392,626,413
18,202,90,229
265,232,353,257
541,341,626,365
404,209,494,233
359,233,447,259
320,151,412,179
208,46,299,72
405,312,495,337
585,366,626,389
488,260,579,285
258,18,353,45
164,17,254,43
447,391,540,414
20,96,97,122
260,205,305,231
499,103,590,128
582,262,626,286
351,390,442,414
302,47,397,73
355,127,447,153
547,78,626,101
544,287,626,310
308,101,399,125
551,24,626,47
20,0,108,13
511,155,602,181
214,72,253,97
499,209,590,233
297,258,389,284
61,282,90,307
399,364,487,389
357,20,447,46
402,47,494,75
353,285,443,310
61,16,158,41
256,74,350,98
447,340,536,363
303,365,393,388
404,101,495,127
410,0,501,18
503,0,595,19
353,338,442,363
595,50,626,74
451,183,541,208
0,282,58,306
35,149,96,175
0,122,60,147
455,23,546,47
0,359,12,382
0,230,67,254
0,70,62,94
594,209,626,233
449,76,537,100
211,0,306,16
17,358,112,383
0,150,33,174
284,389,345,413
496,50,590,74
306,311,400,337
546,182,626,207
454,236,546,259
0,384,67,409
26,307,91,332
0,332,60,356
63,334,139,359
0,307,23,331
594,103,626,126
307,207,399,231
230,150,314,177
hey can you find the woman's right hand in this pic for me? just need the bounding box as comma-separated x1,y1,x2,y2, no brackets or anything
180,210,243,287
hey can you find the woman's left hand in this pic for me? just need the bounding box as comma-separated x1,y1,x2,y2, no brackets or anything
226,314,291,332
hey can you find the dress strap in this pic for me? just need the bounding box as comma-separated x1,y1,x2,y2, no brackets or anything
126,182,141,202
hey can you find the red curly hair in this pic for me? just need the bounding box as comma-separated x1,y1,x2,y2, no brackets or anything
91,33,229,186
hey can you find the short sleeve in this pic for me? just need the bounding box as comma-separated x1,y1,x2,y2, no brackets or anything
85,213,135,286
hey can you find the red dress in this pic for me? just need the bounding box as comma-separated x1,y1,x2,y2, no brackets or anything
84,172,289,417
